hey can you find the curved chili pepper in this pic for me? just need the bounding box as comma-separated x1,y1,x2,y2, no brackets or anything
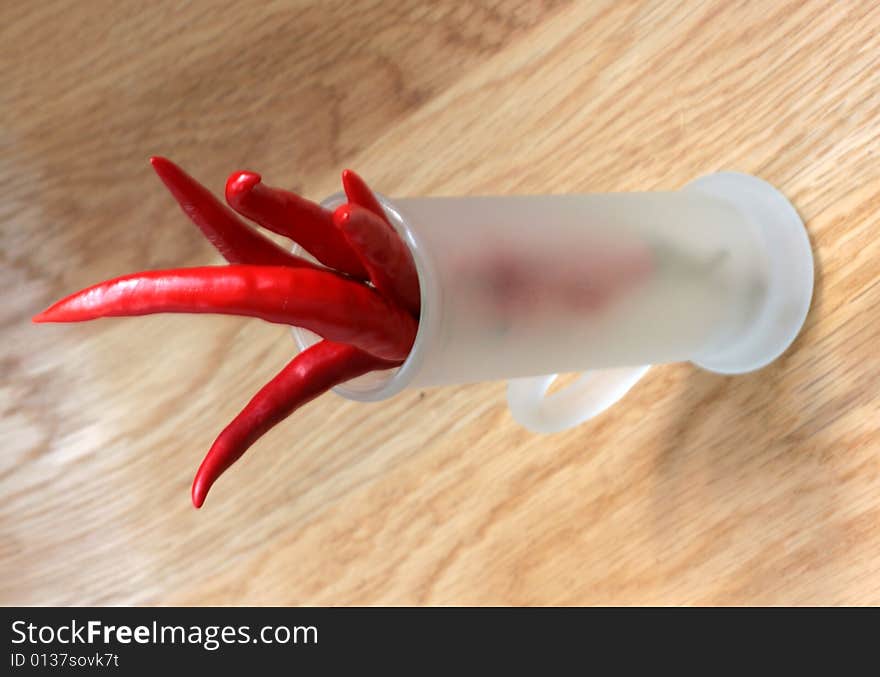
225,171,368,279
151,157,316,270
32,265,417,361
192,340,395,507
341,168,391,225
334,203,421,317
35,158,421,509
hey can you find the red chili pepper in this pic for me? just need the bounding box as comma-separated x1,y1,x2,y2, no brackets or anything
225,171,368,279
35,158,421,508
334,203,421,317
151,157,317,270
341,168,392,225
32,265,417,361
191,340,395,507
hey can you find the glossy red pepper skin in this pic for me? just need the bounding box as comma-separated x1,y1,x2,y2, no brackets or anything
225,171,368,279
151,157,316,270
341,169,392,225
35,157,422,508
191,340,395,507
334,203,421,317
33,265,417,361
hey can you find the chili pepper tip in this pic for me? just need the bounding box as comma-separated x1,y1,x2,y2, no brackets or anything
225,170,371,279
191,475,208,509
32,303,71,323
149,155,198,202
149,156,318,269
340,168,391,226
225,170,262,202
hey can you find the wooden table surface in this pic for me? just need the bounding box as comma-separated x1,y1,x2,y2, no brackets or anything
3,0,879,606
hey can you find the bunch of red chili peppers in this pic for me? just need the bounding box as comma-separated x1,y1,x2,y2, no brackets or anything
34,158,420,508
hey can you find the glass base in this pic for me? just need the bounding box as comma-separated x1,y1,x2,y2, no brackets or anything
687,172,814,374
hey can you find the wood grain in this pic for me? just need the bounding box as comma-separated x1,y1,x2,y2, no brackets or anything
2,0,879,605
